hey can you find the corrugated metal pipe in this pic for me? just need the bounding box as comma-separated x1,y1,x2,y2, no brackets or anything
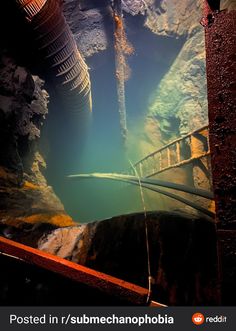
16,0,92,113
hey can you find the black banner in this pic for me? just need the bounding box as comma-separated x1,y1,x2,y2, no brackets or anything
1,307,235,330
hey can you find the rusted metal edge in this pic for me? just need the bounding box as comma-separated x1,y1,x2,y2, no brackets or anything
150,300,167,307
0,236,149,305
134,125,209,167
145,152,211,178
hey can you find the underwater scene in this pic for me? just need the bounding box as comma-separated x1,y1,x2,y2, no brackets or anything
44,0,213,223
2,0,235,306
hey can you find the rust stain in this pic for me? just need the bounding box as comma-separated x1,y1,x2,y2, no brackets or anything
22,181,42,190
205,10,236,226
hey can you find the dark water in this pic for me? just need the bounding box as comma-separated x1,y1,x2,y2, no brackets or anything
44,15,184,222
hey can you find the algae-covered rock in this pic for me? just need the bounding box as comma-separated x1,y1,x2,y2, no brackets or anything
144,0,203,38
221,0,236,10
63,0,111,57
146,28,207,142
0,52,74,228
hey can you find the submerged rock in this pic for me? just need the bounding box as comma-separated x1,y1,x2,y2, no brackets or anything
0,53,47,170
134,0,208,154
122,0,146,16
126,1,211,217
0,52,74,228
145,28,207,143
62,1,111,57
2,209,219,305
38,225,87,259
144,0,203,37
221,0,236,10
4,211,218,306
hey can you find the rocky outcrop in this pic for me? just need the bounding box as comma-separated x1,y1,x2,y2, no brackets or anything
0,165,73,227
0,52,48,169
221,0,236,10
136,0,208,155
126,1,212,217
134,1,235,155
0,51,74,228
144,28,207,146
144,0,203,38
62,0,111,57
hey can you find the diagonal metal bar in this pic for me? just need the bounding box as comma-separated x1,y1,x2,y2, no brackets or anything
0,236,150,305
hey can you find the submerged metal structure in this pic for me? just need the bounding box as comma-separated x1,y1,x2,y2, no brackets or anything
16,0,92,113
68,172,215,218
112,0,133,142
133,125,210,178
0,236,159,306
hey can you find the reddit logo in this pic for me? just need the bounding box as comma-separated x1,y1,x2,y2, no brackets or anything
192,313,205,325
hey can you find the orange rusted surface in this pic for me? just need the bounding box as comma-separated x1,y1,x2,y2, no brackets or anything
0,236,149,305
114,13,122,30
134,125,210,178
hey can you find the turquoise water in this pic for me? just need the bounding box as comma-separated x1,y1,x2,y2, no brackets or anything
43,14,184,222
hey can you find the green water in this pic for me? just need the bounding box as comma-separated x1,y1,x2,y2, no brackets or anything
43,14,187,222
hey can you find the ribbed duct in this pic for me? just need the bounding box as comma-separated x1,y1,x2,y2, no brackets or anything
16,0,47,21
16,0,92,113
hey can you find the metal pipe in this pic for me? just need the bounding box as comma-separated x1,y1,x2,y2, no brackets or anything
112,0,133,142
16,0,92,112
68,173,214,199
67,173,215,218
123,179,215,218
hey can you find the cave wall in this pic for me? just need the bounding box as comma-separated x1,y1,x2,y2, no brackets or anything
221,0,236,10
0,51,74,228
137,0,207,151
124,0,212,217
62,0,112,57
142,28,207,147
136,0,235,149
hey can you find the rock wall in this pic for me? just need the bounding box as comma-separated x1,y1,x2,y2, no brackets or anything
144,0,203,38
0,51,74,228
143,28,207,149
127,0,213,216
138,0,207,153
136,0,235,151
221,0,236,10
62,0,112,57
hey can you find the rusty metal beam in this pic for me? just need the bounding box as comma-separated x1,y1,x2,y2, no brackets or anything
204,8,236,226
203,3,236,305
0,236,149,305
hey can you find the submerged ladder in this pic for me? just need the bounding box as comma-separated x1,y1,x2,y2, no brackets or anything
133,125,210,178
67,126,214,217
